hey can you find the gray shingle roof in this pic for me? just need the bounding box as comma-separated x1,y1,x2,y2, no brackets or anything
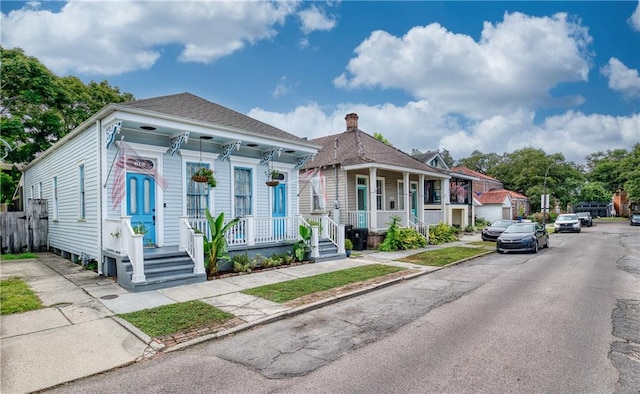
303,128,448,175
119,92,308,144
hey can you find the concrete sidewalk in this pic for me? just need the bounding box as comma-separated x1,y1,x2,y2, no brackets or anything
1,234,484,393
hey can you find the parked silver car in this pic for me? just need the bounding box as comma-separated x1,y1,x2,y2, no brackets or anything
496,222,549,254
575,212,593,227
554,213,581,233
481,219,517,241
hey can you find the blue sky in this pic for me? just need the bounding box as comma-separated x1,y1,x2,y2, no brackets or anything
2,1,639,164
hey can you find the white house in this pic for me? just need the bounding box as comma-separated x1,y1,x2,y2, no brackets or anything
22,93,325,291
475,190,513,222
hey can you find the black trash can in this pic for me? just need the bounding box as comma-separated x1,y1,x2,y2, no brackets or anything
352,228,368,251
345,225,354,242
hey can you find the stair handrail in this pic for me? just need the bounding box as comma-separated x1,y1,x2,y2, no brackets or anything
179,216,205,275
121,216,145,283
410,215,430,243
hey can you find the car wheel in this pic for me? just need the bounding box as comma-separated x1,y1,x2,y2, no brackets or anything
577,228,581,233
544,236,549,248
532,240,539,253
497,249,504,254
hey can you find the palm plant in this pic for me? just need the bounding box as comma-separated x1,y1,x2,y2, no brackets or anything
203,208,240,277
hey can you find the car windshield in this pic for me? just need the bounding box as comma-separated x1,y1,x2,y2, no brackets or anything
576,213,589,217
490,220,513,228
503,223,535,234
557,214,578,220
633,214,640,219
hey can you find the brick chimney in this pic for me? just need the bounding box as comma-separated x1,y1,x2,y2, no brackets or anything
345,113,359,131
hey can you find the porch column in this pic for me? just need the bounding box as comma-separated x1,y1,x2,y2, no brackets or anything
403,171,410,226
310,224,320,258
418,174,425,223
246,216,256,246
369,167,378,230
442,178,451,225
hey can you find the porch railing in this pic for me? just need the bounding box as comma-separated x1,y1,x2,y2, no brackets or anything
346,209,443,231
410,215,430,242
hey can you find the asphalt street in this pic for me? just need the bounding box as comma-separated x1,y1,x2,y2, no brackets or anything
48,221,640,393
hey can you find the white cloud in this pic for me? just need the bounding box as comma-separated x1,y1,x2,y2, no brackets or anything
272,76,294,98
298,4,337,35
334,12,592,120
629,0,640,31
601,58,640,98
0,0,297,75
249,103,639,164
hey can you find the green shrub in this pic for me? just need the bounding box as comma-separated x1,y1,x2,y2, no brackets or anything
428,222,458,245
378,216,427,251
232,253,253,273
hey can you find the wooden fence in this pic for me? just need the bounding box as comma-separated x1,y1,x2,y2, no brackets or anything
0,199,48,254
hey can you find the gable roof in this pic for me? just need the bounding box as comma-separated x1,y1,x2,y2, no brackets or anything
303,128,448,177
506,190,529,200
451,166,501,183
119,92,309,144
476,190,512,205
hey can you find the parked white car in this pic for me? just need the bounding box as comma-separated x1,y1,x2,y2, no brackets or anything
554,214,581,233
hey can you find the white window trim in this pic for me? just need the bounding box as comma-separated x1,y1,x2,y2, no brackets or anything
52,176,59,221
181,149,219,217
78,161,86,220
397,180,404,210
230,156,260,218
376,177,385,211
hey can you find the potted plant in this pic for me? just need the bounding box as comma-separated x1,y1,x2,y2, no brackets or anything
266,169,280,187
203,208,240,277
293,224,312,261
344,238,353,257
192,167,217,188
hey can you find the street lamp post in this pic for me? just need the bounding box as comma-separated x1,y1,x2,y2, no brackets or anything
542,163,553,225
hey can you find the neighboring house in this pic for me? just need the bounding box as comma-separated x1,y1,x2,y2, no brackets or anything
475,190,513,222
451,166,504,194
613,190,630,217
21,92,321,291
451,166,530,220
415,152,478,228
298,113,450,248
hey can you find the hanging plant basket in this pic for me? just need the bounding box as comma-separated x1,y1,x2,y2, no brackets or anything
191,167,216,187
192,175,209,183
266,180,280,187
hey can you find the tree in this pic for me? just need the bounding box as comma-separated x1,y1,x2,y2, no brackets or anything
373,132,392,146
577,182,612,203
0,47,134,164
585,144,640,203
489,148,583,212
439,149,455,168
456,150,502,174
1,46,134,203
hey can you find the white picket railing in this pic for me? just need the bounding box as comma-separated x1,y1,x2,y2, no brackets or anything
179,217,205,275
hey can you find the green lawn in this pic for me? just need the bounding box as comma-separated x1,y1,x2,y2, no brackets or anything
1,277,43,315
242,264,405,303
118,300,235,337
0,253,38,260
399,246,490,267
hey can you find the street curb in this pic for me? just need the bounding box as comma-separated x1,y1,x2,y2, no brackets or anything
163,248,495,354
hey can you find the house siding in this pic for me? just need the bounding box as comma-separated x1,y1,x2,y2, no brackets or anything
162,151,182,246
24,126,100,260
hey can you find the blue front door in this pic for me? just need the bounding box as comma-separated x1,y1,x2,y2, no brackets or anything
356,177,368,228
272,183,286,237
410,182,418,220
127,173,156,246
